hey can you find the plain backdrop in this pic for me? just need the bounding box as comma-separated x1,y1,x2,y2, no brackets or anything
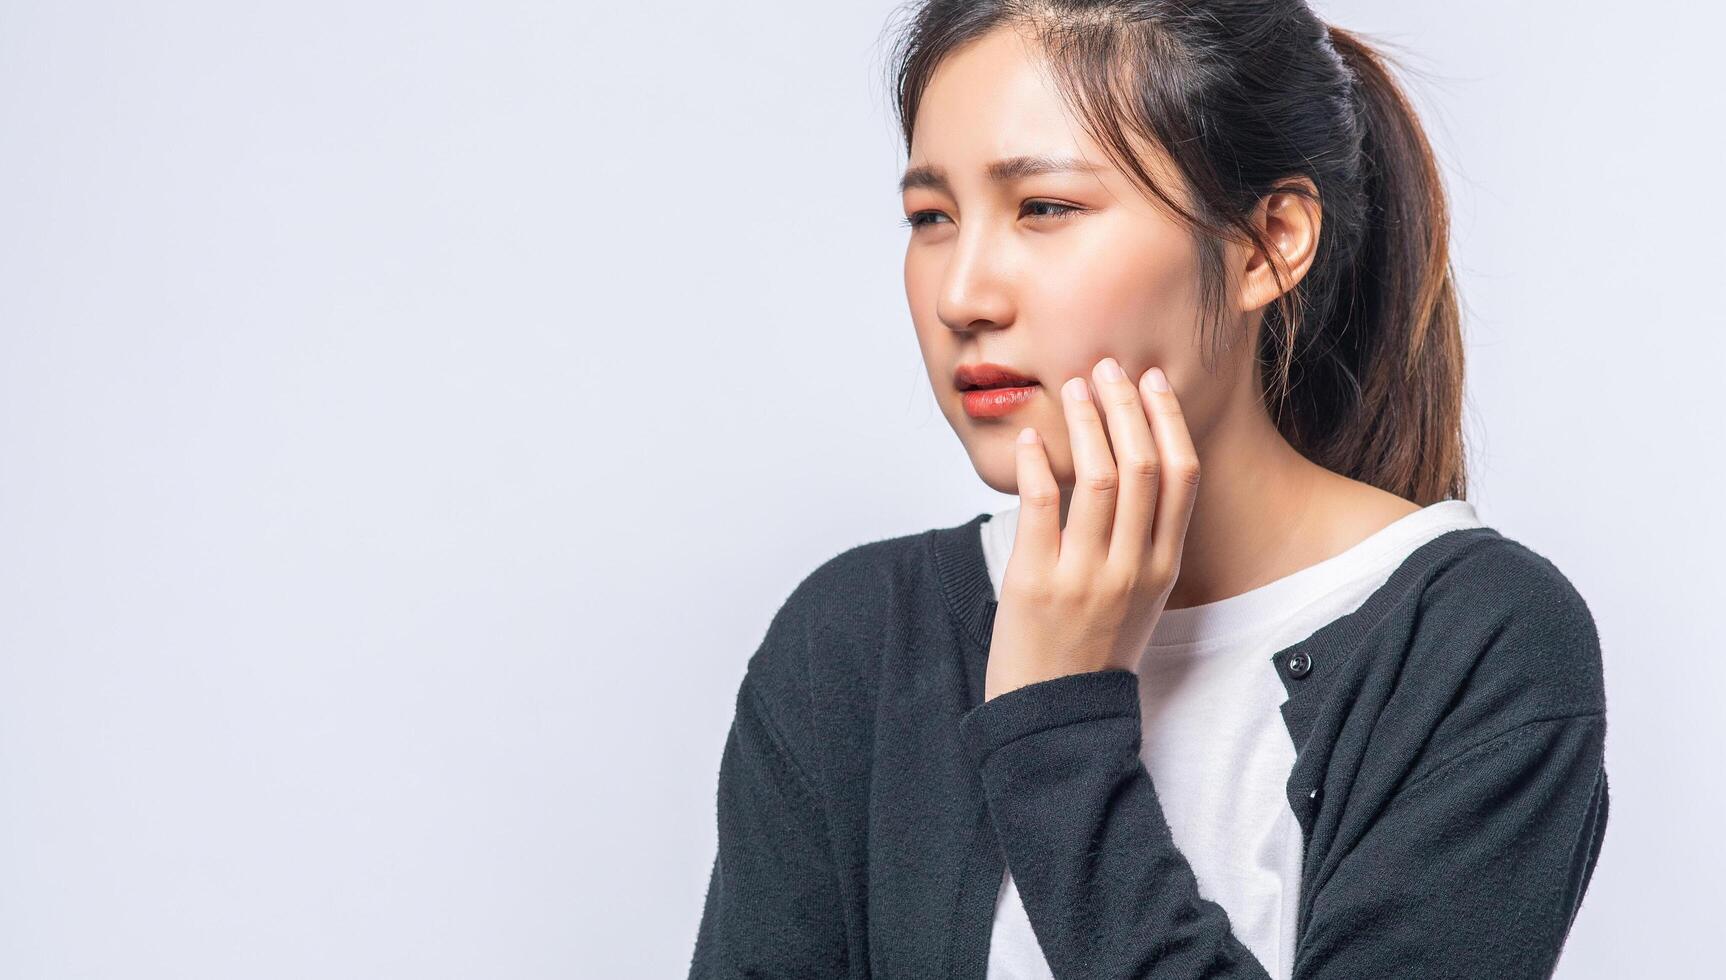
1,1,1719,976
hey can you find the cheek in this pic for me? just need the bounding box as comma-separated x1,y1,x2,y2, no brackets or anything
1027,230,1203,373
904,262,948,358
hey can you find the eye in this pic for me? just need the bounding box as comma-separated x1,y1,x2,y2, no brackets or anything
900,201,1085,230
1022,200,1082,220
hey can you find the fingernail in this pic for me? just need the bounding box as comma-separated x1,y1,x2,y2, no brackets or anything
1145,367,1169,392
1065,377,1090,401
1098,357,1124,382
1017,427,1037,444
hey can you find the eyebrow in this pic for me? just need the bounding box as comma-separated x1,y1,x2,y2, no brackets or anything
897,155,1104,195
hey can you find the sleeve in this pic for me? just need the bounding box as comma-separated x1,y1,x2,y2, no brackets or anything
1291,709,1609,978
688,671,850,979
957,668,1610,980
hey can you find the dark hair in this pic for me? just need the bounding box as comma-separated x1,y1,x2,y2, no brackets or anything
883,1,1466,504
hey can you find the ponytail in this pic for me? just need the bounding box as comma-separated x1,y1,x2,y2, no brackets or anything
1304,25,1467,503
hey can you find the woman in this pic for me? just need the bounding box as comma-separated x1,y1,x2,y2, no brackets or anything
690,3,1608,978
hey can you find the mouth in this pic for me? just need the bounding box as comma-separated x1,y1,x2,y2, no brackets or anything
955,363,1040,419
954,362,1039,391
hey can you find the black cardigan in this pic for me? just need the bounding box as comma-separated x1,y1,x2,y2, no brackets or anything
688,512,1610,978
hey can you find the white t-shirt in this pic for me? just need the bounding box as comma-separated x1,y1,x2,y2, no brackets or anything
977,498,1486,980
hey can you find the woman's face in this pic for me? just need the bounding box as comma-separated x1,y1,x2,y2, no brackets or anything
903,26,1246,496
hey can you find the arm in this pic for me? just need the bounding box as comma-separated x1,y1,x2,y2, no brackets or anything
959,668,1609,980
1294,708,1608,977
689,671,849,978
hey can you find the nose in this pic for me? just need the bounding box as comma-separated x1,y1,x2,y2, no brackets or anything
935,231,1014,335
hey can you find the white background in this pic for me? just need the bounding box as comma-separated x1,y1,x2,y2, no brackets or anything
1,1,1717,976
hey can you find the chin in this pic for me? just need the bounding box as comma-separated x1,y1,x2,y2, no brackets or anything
963,442,1020,496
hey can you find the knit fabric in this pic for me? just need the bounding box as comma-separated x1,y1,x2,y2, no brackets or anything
689,512,1610,979
978,499,1486,978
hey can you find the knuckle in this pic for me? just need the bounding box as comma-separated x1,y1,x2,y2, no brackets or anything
1155,551,1186,581
1049,576,1089,605
1119,453,1160,479
1177,458,1202,487
1082,471,1119,494
1102,572,1136,601
1014,490,1056,514
1022,485,1061,509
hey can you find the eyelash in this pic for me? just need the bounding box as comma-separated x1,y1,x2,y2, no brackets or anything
900,200,1083,229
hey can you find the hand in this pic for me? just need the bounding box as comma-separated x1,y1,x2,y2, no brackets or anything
984,357,1200,702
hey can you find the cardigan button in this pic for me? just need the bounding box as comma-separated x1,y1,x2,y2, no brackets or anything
1285,651,1313,678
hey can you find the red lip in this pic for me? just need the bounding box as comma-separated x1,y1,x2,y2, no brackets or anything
961,383,1038,419
954,362,1038,391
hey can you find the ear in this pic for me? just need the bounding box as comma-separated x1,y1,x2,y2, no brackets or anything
1234,177,1322,313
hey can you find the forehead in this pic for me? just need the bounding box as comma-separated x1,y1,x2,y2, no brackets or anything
903,25,1178,207
907,26,1087,174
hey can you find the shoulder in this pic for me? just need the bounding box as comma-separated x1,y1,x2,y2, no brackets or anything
1412,529,1606,731
779,524,936,625
737,516,970,740
754,520,945,660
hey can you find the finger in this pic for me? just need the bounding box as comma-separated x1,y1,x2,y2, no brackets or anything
1091,357,1160,573
1139,366,1201,576
1011,425,1061,572
1059,373,1115,569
